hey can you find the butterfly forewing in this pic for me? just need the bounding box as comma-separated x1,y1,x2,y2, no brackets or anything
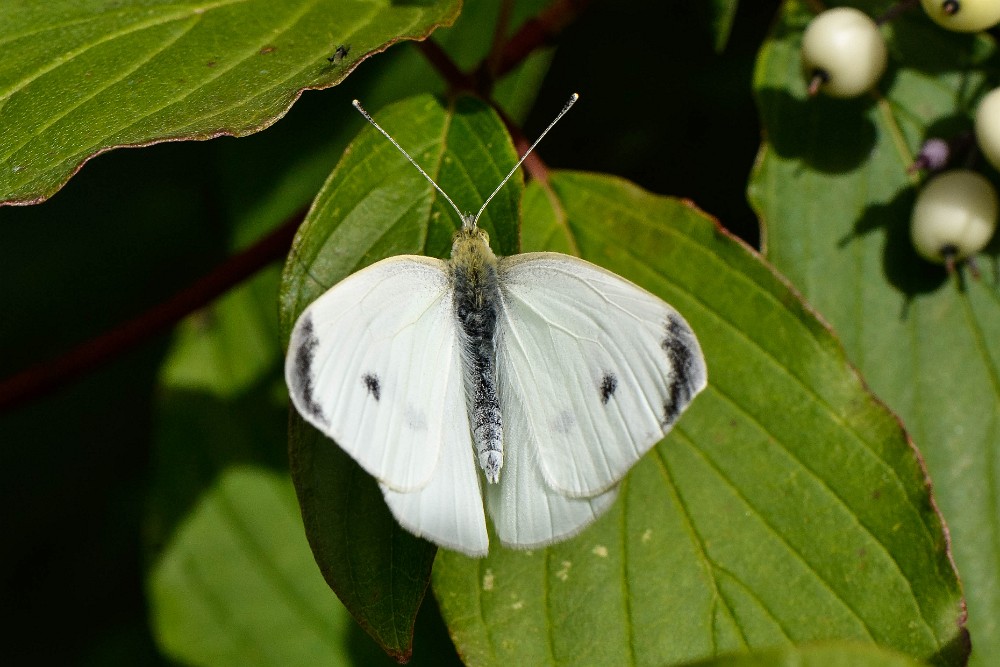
496,253,708,498
286,256,462,493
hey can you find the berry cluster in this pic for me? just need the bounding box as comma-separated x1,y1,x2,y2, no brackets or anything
800,2,1000,271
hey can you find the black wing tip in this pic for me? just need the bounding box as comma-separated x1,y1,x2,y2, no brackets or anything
291,313,328,425
661,313,708,427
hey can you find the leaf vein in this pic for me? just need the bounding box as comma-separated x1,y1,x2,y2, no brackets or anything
649,444,733,655
0,0,242,102
619,478,638,666
1,17,200,165
706,384,939,646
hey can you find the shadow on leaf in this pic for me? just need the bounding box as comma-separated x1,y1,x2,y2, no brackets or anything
146,379,290,554
840,185,949,308
889,15,989,75
757,86,878,174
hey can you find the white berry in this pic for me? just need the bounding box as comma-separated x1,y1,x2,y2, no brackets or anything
921,0,1000,32
975,87,1000,171
801,8,887,98
911,170,998,263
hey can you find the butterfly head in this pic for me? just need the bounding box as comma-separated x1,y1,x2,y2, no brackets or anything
451,223,492,259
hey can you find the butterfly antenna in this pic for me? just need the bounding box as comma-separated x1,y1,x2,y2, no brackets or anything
352,99,468,225
473,93,579,226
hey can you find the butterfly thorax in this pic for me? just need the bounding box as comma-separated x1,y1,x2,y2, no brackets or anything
449,226,504,484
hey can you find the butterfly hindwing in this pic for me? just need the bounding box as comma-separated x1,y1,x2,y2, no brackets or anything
488,369,618,548
496,252,707,498
286,256,463,493
381,416,489,556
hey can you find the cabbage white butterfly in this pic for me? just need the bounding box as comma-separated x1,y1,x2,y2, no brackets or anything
285,95,707,557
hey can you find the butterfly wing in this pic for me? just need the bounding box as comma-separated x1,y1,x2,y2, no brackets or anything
487,370,618,548
381,432,489,556
286,255,489,555
495,252,707,498
286,256,463,493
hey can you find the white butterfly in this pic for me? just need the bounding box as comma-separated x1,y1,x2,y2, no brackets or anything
285,95,707,557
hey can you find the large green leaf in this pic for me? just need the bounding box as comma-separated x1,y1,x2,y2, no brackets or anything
749,1,999,662
279,93,522,657
432,171,966,665
0,0,460,206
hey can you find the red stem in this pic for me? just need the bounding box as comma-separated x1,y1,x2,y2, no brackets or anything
493,0,591,79
416,40,478,93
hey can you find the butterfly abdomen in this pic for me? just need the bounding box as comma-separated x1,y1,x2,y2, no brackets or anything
450,229,504,484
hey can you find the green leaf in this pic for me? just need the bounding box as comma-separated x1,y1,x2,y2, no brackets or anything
749,1,998,662
279,93,522,658
684,640,927,666
432,171,966,665
0,0,460,206
149,465,383,666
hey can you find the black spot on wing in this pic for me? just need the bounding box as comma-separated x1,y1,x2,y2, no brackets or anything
661,314,701,426
294,315,327,424
363,373,381,401
599,372,618,405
